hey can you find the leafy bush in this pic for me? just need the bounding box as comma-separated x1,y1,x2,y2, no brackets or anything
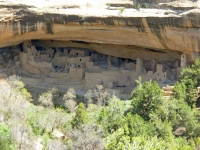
0,123,17,150
173,58,200,107
69,125,104,150
85,85,110,106
63,88,77,112
27,106,69,135
97,96,126,134
131,78,163,120
106,130,194,150
71,103,89,129
38,88,60,108
85,89,93,105
63,88,76,101
137,4,141,10
105,128,131,150
8,75,32,101
118,7,125,15
125,113,156,138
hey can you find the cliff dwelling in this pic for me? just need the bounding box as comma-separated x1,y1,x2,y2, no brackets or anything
0,0,199,99
0,40,189,99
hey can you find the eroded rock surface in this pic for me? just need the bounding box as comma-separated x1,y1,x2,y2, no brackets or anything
0,0,199,98
0,0,199,61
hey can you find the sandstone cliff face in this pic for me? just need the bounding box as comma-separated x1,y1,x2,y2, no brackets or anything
0,0,200,62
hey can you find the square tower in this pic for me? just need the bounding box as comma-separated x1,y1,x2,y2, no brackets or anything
156,64,165,72
136,58,144,73
150,59,157,72
181,54,188,67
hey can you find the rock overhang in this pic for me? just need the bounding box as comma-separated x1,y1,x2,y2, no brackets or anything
0,0,199,62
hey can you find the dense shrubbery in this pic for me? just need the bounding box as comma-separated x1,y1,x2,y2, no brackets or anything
173,58,200,108
9,75,32,101
38,88,61,108
0,123,17,150
131,78,163,120
1,59,200,149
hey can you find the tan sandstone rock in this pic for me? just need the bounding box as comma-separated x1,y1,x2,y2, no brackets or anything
0,0,199,62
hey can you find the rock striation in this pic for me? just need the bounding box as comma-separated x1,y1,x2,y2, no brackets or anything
0,0,199,62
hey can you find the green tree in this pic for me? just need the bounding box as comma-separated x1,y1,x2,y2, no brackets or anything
173,58,200,107
125,113,156,138
131,78,163,120
97,96,126,134
172,81,186,101
71,103,89,129
173,102,199,137
105,128,132,150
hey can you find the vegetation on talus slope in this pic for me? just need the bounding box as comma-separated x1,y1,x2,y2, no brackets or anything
1,59,200,149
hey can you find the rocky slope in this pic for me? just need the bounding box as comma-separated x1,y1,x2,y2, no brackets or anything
0,0,200,62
